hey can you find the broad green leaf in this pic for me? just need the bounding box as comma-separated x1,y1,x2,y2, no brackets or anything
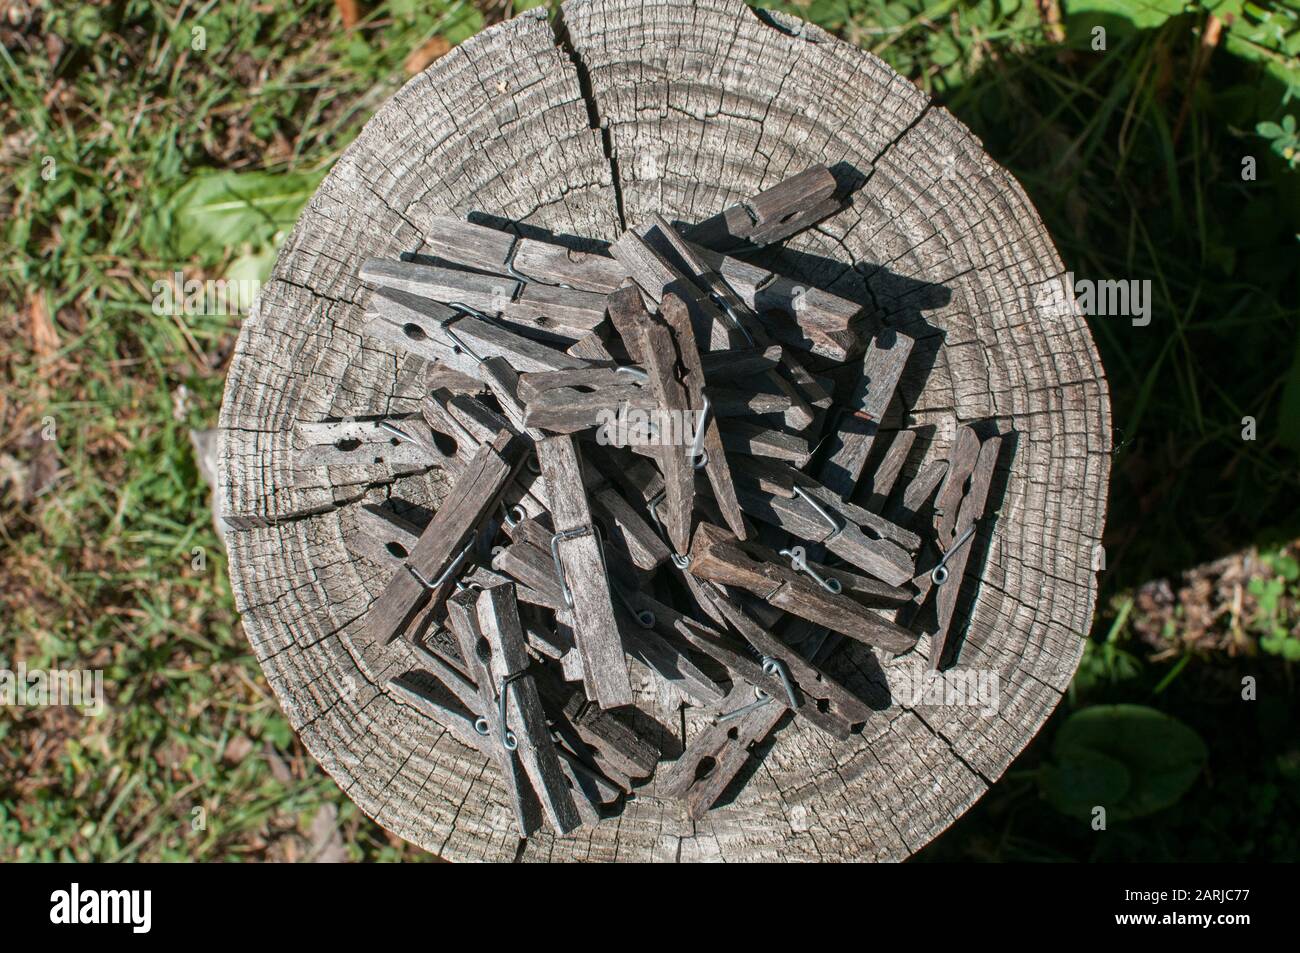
1063,0,1188,32
146,168,325,263
1041,746,1132,818
1040,705,1207,820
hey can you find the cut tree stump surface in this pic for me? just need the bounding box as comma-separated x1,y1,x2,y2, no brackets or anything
218,0,1110,861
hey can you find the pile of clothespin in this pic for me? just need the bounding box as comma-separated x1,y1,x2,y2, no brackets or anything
297,166,1005,835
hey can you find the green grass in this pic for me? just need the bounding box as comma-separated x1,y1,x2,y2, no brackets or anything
2,0,1297,861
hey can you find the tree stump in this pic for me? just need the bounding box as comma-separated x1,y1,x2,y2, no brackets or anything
218,0,1110,861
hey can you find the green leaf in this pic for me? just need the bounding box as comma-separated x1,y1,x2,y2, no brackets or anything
1258,120,1287,138
1040,705,1207,820
144,168,325,263
1063,0,1187,32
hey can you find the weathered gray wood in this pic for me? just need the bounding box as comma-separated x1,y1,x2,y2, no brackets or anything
688,522,916,654
219,0,1110,863
476,583,582,832
685,165,844,251
365,429,526,645
524,384,650,434
296,417,447,472
863,428,916,510
363,288,483,377
887,457,949,526
659,621,843,820
718,421,811,466
934,425,982,544
930,434,1002,669
591,485,669,569
444,589,545,835
819,330,914,499
538,677,660,785
616,291,695,555
661,291,747,539
536,435,633,708
511,241,628,294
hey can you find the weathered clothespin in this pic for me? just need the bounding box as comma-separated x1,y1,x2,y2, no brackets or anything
730,459,916,586
535,435,633,708
687,522,917,654
473,582,583,831
818,329,914,499
673,234,863,359
365,428,528,646
658,681,786,819
861,428,917,511
361,287,483,378
885,457,949,528
422,215,626,293
344,504,423,570
394,585,595,836
683,165,846,252
536,675,660,791
361,269,590,374
658,625,844,819
611,229,744,353
619,583,867,740
295,416,455,474
638,215,829,430
718,420,813,466
519,366,652,434
660,290,748,540
915,430,1002,669
359,257,608,342
603,286,696,556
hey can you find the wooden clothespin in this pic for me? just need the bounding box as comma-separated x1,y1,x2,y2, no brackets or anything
603,286,696,556
730,460,916,586
344,504,423,570
536,675,660,791
718,420,813,466
474,582,583,832
619,584,868,740
658,626,845,819
698,345,782,382
361,287,482,378
295,416,454,473
359,257,608,342
426,363,488,397
361,267,589,374
917,430,1002,669
610,229,744,352
659,680,788,819
683,165,846,252
861,428,917,512
422,215,625,293
817,328,914,500
365,428,528,646
401,585,584,836
884,457,949,528
660,290,748,540
687,522,917,655
637,215,828,430
519,366,652,434
535,435,633,709
589,485,670,570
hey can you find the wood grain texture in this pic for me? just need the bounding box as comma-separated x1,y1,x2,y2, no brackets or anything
218,0,1110,862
